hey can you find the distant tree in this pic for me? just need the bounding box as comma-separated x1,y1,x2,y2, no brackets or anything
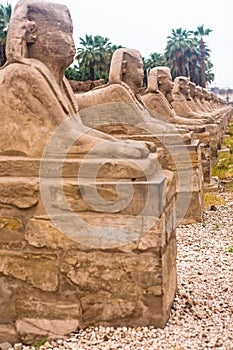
96,44,123,82
204,60,215,85
186,37,200,84
70,27,215,87
163,26,214,87
76,34,113,81
0,2,12,66
164,28,193,78
193,25,213,87
64,64,88,81
144,52,165,69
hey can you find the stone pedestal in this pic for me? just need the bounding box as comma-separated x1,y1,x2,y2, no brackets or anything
0,156,177,344
120,134,204,224
192,131,212,184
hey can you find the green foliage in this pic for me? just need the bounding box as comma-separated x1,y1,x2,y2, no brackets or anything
0,2,12,66
223,181,233,192
73,27,215,86
204,193,225,208
213,222,221,229
0,2,11,40
164,25,214,87
223,119,233,149
75,34,120,81
165,28,194,78
143,52,166,70
229,246,233,253
193,25,213,37
212,152,233,179
31,336,47,350
65,64,88,81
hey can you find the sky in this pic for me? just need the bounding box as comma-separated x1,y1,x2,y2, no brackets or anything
3,0,233,88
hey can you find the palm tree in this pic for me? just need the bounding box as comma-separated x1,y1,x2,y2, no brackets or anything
205,60,215,86
144,52,165,69
0,2,12,66
164,28,193,79
65,64,85,81
193,25,212,87
186,37,200,84
76,34,113,81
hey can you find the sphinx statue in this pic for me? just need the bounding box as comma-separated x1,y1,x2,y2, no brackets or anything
75,49,207,225
0,1,180,337
202,88,231,116
189,83,221,116
202,88,216,112
171,76,216,122
0,0,153,161
76,48,177,136
172,76,233,129
193,85,210,112
141,67,220,183
141,67,208,127
172,76,223,156
188,82,204,113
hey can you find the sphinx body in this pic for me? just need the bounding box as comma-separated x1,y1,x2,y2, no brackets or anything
76,48,177,136
141,67,209,128
0,0,152,162
171,76,215,122
186,82,223,121
0,1,179,337
76,48,206,227
0,58,79,157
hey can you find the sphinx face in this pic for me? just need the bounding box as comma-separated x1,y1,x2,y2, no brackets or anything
179,80,190,98
189,84,197,98
123,53,144,89
161,73,173,93
27,3,76,68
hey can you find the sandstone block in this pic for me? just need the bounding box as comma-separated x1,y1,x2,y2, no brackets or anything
0,179,39,209
62,251,161,295
16,319,79,345
0,325,18,344
0,217,24,246
16,300,81,320
0,251,58,291
25,218,78,250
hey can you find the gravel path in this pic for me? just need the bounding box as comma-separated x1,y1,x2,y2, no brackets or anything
22,188,233,350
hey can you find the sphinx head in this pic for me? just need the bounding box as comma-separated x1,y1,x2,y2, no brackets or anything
147,66,172,94
189,82,197,98
6,0,76,68
109,48,144,93
173,76,191,100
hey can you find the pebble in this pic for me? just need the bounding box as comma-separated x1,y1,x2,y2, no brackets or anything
0,343,13,350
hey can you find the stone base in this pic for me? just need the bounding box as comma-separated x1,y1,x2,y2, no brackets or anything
204,176,219,193
120,135,204,224
0,156,177,344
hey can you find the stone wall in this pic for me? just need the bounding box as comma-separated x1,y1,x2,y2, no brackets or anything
0,157,177,344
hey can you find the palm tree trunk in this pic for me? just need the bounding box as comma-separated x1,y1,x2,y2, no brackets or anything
179,57,185,76
190,58,197,84
0,42,6,67
200,38,206,87
90,63,95,81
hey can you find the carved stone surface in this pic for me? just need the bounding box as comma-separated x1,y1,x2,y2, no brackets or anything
0,0,177,343
0,251,59,291
76,48,175,135
142,67,206,126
